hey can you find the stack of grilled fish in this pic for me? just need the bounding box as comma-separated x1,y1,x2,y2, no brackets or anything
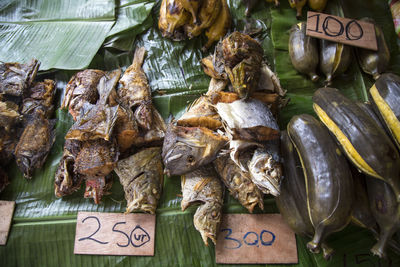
162,31,287,245
0,59,56,190
158,0,231,50
55,47,166,212
289,18,389,85
278,73,400,259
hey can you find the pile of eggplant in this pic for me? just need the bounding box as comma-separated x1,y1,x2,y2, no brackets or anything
289,18,390,85
0,59,56,190
162,31,287,245
278,73,400,259
158,0,231,51
55,47,166,213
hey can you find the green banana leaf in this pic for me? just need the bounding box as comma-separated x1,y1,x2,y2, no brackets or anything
1,0,400,266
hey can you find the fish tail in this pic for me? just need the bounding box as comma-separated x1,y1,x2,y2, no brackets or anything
133,47,147,66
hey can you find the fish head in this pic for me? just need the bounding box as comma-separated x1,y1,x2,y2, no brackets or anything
193,202,222,246
162,141,201,176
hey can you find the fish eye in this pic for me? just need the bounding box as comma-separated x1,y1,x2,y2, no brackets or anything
187,155,195,163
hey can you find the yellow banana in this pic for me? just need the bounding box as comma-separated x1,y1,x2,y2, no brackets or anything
308,0,328,12
288,0,306,19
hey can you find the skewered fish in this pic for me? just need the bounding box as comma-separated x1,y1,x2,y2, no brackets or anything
0,59,39,98
162,124,227,176
181,165,223,245
14,112,56,179
115,147,163,214
62,69,105,120
214,154,264,213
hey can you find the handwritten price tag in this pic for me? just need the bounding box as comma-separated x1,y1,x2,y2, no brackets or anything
0,200,15,245
306,11,377,51
74,212,155,256
215,214,297,264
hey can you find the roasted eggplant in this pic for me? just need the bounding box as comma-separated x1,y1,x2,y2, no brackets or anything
287,114,353,253
313,87,400,201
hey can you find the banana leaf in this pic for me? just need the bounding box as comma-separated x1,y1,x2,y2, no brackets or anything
1,0,400,266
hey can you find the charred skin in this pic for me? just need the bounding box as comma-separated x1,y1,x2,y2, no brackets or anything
54,140,83,197
370,73,400,149
185,0,222,38
313,87,400,201
162,124,227,176
74,139,119,178
158,0,190,41
62,69,105,120
289,23,319,82
319,40,352,86
21,79,56,117
203,0,231,51
84,175,113,204
181,166,223,246
214,154,264,213
287,114,353,254
357,18,390,80
0,59,39,98
14,112,56,179
277,131,333,259
366,177,400,258
115,147,163,214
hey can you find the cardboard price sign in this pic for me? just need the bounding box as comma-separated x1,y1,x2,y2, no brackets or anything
0,201,15,245
215,214,298,264
306,11,377,51
74,212,155,256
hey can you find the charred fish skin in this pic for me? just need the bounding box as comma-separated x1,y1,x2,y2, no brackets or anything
214,154,264,213
370,73,400,149
366,177,400,258
162,124,227,176
14,112,56,179
287,114,353,254
54,140,83,198
313,87,400,202
62,69,105,120
277,131,334,259
0,59,40,98
21,79,56,117
289,22,319,82
356,18,390,80
115,147,163,214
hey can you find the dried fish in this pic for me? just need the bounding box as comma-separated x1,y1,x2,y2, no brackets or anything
114,105,139,152
14,112,56,179
0,59,39,97
115,147,163,214
214,154,264,213
162,124,227,176
0,100,21,131
21,79,56,117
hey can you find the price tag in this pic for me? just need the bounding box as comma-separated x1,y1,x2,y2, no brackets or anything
0,200,15,245
215,214,297,264
306,11,377,51
74,212,155,256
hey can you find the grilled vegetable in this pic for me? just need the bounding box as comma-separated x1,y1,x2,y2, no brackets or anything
356,18,390,80
308,0,327,11
288,0,306,19
366,177,400,258
369,73,400,149
0,59,39,98
214,154,264,213
277,131,333,259
162,124,227,176
115,147,163,214
54,140,83,198
181,165,223,245
289,23,319,81
203,0,231,51
319,40,351,86
14,112,56,179
287,114,353,253
215,98,279,142
313,87,400,201
62,69,105,120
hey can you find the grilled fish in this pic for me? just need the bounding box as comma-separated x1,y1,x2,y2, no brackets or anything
21,79,56,117
54,139,83,197
115,147,163,214
214,154,264,213
14,112,56,179
0,59,39,98
0,127,16,164
162,124,227,176
181,165,223,245
62,69,105,120
114,105,139,152
0,100,21,131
